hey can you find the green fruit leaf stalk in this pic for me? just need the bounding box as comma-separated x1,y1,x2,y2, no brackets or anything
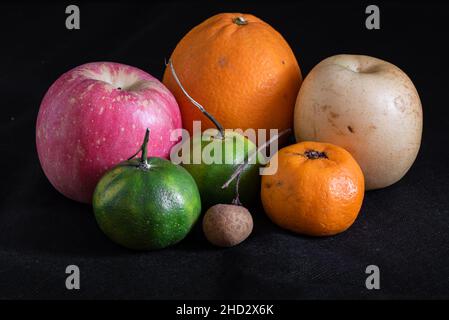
127,128,151,169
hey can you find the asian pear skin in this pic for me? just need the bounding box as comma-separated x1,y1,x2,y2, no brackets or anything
36,62,182,203
294,55,422,190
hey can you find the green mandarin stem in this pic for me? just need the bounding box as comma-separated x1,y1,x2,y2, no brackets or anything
127,128,151,170
141,128,150,167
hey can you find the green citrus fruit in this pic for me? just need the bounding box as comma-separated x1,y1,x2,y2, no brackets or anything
180,130,261,209
93,155,201,250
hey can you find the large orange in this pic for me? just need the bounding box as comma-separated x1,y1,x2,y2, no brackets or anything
261,141,365,236
163,13,302,141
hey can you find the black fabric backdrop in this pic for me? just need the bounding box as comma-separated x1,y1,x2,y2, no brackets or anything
1,1,449,299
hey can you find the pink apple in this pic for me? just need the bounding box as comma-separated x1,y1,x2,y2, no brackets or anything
36,62,182,203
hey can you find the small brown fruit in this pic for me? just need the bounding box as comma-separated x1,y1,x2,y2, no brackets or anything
202,204,253,247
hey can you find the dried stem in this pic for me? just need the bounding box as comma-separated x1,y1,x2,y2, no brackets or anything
222,128,291,204
167,59,224,138
127,128,151,169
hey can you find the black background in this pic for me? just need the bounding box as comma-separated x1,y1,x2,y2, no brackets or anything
1,1,449,299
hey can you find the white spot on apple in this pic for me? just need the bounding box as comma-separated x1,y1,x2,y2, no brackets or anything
36,61,182,203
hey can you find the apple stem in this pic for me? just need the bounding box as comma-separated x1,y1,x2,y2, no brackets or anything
222,128,291,205
128,128,151,170
167,59,225,138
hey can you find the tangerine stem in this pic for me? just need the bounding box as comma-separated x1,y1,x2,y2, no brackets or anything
304,150,328,159
231,173,243,206
167,59,224,138
128,128,151,170
141,128,150,164
222,128,291,204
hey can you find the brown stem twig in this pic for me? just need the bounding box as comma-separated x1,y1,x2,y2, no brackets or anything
222,128,291,205
167,59,225,138
127,128,151,169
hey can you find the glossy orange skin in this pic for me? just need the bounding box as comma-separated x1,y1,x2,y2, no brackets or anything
261,141,365,236
163,13,302,140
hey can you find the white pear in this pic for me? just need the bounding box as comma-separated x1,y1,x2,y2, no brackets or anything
294,54,422,190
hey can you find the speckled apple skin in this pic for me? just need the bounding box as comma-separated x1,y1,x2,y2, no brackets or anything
294,55,423,190
36,62,182,203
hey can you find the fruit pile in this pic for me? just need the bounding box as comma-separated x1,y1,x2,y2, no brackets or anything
36,13,423,250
